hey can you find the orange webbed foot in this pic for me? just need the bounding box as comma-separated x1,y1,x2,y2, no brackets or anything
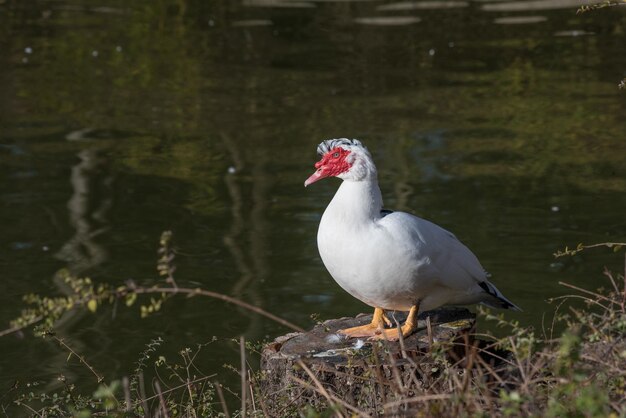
338,323,383,338
337,307,389,339
368,304,420,341
368,322,417,341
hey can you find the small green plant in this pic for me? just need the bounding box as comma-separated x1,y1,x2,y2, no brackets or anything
3,231,301,342
0,231,298,417
553,241,625,258
575,1,626,90
2,236,625,416
577,0,626,13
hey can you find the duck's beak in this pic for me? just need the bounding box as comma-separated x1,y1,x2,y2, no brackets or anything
304,169,326,187
305,158,333,187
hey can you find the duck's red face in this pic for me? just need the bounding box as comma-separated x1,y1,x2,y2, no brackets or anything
304,147,352,187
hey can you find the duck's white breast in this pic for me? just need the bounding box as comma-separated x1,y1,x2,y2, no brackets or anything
317,212,435,311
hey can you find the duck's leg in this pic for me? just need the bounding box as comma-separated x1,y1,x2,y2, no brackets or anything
370,303,421,341
338,307,389,338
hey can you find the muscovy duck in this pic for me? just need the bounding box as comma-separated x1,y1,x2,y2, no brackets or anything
305,138,520,340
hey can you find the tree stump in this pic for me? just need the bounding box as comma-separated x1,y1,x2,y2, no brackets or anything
260,307,476,416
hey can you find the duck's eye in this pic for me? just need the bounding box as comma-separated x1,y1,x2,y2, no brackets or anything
332,152,340,158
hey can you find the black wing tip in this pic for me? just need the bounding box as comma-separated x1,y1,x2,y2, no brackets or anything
479,281,522,311
501,300,523,312
481,299,523,312
478,281,492,295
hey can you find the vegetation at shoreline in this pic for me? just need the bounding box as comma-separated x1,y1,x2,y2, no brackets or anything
1,234,625,417
576,0,626,89
259,243,626,417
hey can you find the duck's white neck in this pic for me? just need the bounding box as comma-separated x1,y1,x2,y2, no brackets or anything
325,179,383,225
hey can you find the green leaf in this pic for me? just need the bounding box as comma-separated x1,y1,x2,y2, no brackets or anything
87,299,98,313
125,293,137,307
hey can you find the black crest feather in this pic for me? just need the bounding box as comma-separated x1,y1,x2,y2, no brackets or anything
317,138,364,156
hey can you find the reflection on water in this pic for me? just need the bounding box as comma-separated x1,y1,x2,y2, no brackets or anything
55,148,111,274
354,16,422,25
232,19,274,27
493,15,547,24
48,138,113,388
222,136,269,340
482,0,598,11
0,0,625,402
378,1,469,10
242,0,316,8
553,29,595,36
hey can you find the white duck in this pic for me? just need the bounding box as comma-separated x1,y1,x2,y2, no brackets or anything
305,138,520,340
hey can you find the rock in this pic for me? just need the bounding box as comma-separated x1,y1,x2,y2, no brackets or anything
259,307,476,416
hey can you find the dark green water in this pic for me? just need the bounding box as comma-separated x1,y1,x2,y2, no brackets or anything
1,0,625,407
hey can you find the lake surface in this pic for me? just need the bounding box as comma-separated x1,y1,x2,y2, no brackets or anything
1,0,625,406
